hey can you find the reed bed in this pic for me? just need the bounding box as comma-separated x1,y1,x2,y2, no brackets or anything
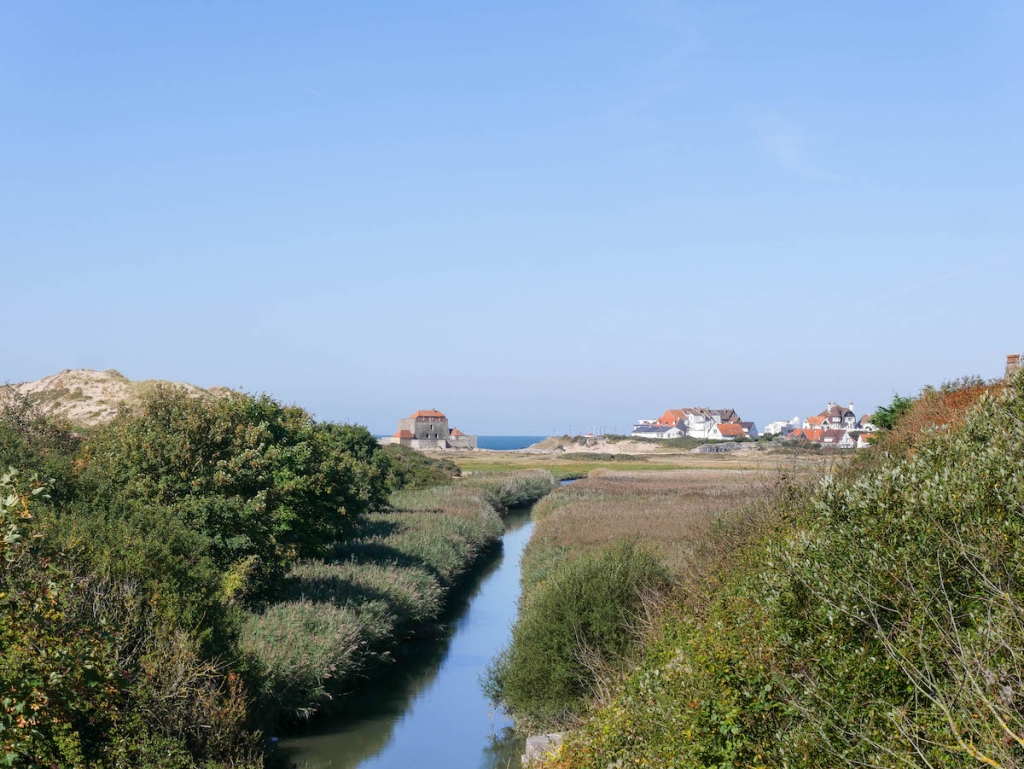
523,468,766,589
241,475,553,726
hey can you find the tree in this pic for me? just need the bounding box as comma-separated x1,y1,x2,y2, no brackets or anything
872,393,914,430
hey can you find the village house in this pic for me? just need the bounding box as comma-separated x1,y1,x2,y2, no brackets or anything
384,409,477,450
856,432,875,449
804,402,858,431
708,422,746,441
631,423,685,440
820,429,856,449
647,406,746,440
788,428,825,443
763,417,801,437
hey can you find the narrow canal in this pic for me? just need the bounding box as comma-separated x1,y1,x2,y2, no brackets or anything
275,508,536,768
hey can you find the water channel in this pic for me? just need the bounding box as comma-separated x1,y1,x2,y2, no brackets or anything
275,507,536,769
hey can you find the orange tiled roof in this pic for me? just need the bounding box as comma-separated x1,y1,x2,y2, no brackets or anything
805,415,826,427
393,429,415,439
715,423,745,437
450,428,465,436
411,409,447,419
802,428,825,442
657,409,687,426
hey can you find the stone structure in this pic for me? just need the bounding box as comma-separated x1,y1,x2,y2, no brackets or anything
522,733,564,766
1007,354,1021,380
386,409,477,450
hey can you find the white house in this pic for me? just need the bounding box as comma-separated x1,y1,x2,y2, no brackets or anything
820,429,856,449
708,423,745,441
856,433,875,449
806,403,858,431
763,418,800,437
632,424,685,440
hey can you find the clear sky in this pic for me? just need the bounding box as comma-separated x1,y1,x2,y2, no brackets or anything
3,2,1023,434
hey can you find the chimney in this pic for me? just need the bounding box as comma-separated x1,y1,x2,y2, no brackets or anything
849,402,854,414
1007,354,1021,380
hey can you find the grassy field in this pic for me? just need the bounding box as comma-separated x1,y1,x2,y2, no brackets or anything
523,468,775,587
442,445,827,481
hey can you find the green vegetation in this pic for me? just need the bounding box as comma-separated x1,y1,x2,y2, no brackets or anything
0,386,554,766
542,376,1024,768
557,452,648,463
485,541,669,727
241,483,509,722
486,468,769,728
871,391,914,430
382,443,461,490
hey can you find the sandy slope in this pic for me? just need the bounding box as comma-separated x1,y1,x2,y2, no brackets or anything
2,368,224,426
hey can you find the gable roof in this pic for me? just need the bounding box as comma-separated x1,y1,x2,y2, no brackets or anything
820,429,851,443
819,403,855,420
634,424,675,434
715,423,745,437
710,408,741,423
657,409,687,425
411,409,447,419
805,415,826,427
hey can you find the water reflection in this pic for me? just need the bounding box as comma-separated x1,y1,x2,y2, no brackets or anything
275,511,534,769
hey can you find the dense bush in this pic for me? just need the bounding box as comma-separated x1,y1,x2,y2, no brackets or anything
382,443,460,490
463,469,557,511
0,470,260,768
82,387,389,596
486,540,669,727
0,387,398,766
546,374,1024,768
0,394,82,503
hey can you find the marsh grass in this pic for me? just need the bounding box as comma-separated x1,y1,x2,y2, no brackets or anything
461,469,557,511
242,475,552,726
523,468,773,590
490,461,822,730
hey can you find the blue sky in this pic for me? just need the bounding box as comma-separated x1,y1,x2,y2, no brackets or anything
3,2,1023,434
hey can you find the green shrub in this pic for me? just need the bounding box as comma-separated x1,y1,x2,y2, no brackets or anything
551,373,1024,769
558,453,648,462
486,540,669,726
0,394,82,504
0,470,260,768
463,469,556,511
383,443,460,490
83,387,388,596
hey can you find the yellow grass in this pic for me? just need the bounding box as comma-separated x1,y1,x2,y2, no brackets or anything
519,455,831,590
441,446,827,480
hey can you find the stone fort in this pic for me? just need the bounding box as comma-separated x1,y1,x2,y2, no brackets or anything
385,409,477,450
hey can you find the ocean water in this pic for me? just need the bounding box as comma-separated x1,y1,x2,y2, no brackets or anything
375,436,545,451
476,435,545,451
